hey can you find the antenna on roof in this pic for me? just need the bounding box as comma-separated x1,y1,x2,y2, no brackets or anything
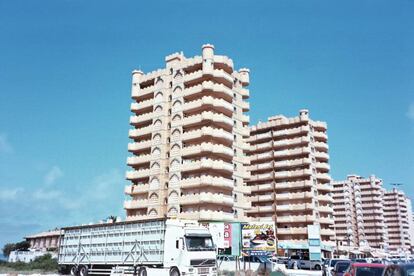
390,183,403,189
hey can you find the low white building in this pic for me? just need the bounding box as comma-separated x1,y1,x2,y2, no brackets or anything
8,249,57,263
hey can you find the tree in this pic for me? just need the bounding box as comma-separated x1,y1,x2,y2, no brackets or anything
2,243,15,257
2,241,30,257
106,215,117,223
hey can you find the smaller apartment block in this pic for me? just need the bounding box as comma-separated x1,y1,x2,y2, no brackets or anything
383,189,414,255
332,175,388,256
247,110,335,257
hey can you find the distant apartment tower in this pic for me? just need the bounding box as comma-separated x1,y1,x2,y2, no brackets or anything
246,110,335,256
383,189,413,255
332,175,388,254
124,44,251,221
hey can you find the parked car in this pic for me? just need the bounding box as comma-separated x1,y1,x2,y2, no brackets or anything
323,259,350,276
382,264,414,276
343,263,385,276
287,255,322,270
332,261,352,276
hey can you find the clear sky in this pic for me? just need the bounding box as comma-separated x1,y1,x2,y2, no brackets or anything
0,0,413,248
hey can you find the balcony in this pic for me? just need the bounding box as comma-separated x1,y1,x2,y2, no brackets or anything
313,131,328,141
248,132,271,143
131,84,155,100
234,199,251,209
278,227,308,235
315,162,330,172
249,180,313,192
124,199,148,209
130,99,154,114
314,141,329,151
314,152,329,161
181,159,233,173
320,229,335,236
318,205,334,213
247,205,274,213
180,176,233,190
182,143,233,158
126,169,150,180
319,217,334,224
182,96,233,115
241,101,250,112
277,215,315,223
240,88,249,99
178,111,233,129
273,126,310,138
128,140,152,152
124,184,150,195
277,191,313,201
316,173,331,182
182,127,233,143
317,194,334,203
127,154,152,166
180,193,234,206
183,81,233,101
129,126,154,138
183,69,233,87
180,210,234,221
316,183,333,192
249,194,273,203
277,203,314,212
130,111,158,126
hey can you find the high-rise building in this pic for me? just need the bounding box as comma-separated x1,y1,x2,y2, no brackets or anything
246,110,335,257
383,189,413,255
332,175,388,256
124,44,251,221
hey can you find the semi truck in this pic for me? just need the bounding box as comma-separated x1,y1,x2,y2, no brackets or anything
58,218,217,276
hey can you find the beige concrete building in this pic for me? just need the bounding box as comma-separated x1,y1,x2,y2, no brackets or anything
25,229,63,252
124,44,251,221
383,188,413,256
246,110,335,256
332,175,388,256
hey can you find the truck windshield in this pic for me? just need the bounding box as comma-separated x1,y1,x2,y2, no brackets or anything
185,236,215,251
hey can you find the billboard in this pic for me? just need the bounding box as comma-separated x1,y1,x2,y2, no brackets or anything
204,222,241,256
241,222,276,256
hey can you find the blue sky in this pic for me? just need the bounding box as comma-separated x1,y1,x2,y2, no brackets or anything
0,0,413,248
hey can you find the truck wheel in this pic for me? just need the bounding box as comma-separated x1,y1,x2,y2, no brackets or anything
70,266,79,276
79,266,89,276
169,267,180,276
314,264,321,270
138,267,147,276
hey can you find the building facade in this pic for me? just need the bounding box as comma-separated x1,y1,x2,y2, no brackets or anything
246,110,335,256
125,44,251,221
25,229,63,252
332,175,388,256
383,189,413,256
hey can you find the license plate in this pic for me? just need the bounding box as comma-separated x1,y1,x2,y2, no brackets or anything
198,267,209,274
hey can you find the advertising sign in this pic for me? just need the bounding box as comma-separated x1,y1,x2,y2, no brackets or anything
241,222,276,256
204,222,240,256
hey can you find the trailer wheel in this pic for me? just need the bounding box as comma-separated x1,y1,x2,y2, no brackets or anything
169,267,180,276
138,267,147,276
79,266,88,276
70,266,79,276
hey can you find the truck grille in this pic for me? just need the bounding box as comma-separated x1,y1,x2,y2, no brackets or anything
198,267,210,274
190,259,216,266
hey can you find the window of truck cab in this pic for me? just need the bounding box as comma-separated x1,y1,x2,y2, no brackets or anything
184,235,215,251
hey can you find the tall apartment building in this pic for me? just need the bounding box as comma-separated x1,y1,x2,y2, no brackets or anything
332,175,388,256
383,189,413,255
124,44,251,222
246,110,335,257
